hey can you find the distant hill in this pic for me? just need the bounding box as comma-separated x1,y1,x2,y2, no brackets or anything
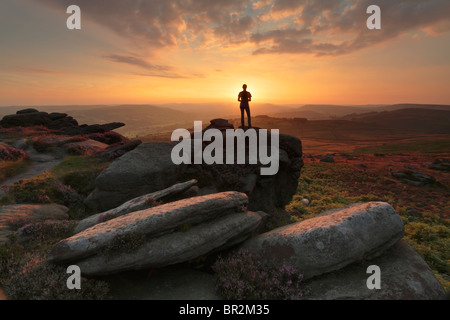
375,104,450,112
341,108,450,134
273,104,450,120
2,103,449,137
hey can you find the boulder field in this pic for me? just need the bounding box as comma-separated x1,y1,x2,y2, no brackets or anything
47,187,446,299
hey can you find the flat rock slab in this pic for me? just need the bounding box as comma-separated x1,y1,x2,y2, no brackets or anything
241,202,404,280
76,211,262,276
301,240,446,300
37,135,80,147
0,204,69,244
48,192,249,264
74,179,198,234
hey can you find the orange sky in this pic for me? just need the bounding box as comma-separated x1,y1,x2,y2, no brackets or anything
1,0,449,106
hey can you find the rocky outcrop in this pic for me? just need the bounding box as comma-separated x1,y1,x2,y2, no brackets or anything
0,109,125,137
241,202,405,280
84,119,304,213
0,109,78,129
95,139,142,161
48,192,263,276
428,158,449,172
301,240,446,300
390,170,437,186
62,123,125,136
203,119,235,133
320,154,335,163
0,204,69,244
74,179,198,234
84,142,181,211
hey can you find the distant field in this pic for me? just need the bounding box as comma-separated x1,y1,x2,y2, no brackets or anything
354,139,450,154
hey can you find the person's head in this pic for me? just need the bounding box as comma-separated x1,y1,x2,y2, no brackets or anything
243,84,247,90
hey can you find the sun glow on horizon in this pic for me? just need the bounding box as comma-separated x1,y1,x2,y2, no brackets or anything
1,0,449,106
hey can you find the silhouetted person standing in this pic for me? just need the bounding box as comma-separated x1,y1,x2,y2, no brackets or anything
238,84,252,128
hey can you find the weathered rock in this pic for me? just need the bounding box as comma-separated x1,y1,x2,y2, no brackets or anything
75,210,262,276
247,155,303,213
301,240,446,300
0,108,80,130
391,170,436,186
0,204,69,244
279,133,303,158
320,154,335,163
239,174,258,195
63,123,126,135
241,202,404,280
428,159,450,172
74,180,198,234
49,192,249,264
301,198,310,206
107,267,221,300
95,140,142,160
85,123,304,214
0,112,51,127
16,108,39,115
205,119,234,131
47,116,78,129
48,112,68,121
84,142,181,211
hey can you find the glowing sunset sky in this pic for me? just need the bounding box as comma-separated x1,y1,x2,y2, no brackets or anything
1,0,449,106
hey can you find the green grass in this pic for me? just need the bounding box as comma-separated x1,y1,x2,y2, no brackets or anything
287,162,449,292
0,154,113,299
354,139,450,154
50,155,110,180
1,155,111,220
0,159,31,182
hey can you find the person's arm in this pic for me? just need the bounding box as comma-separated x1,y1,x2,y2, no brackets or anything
248,92,252,102
238,92,241,102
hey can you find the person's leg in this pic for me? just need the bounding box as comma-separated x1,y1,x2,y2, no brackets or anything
240,107,245,128
246,106,251,128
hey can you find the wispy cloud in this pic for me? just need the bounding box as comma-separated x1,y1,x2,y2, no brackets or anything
4,66,64,75
103,54,171,71
102,53,204,79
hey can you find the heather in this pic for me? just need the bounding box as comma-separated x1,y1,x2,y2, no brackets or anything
213,249,303,300
0,219,110,300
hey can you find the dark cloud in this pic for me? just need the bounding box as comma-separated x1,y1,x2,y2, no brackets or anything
252,0,450,56
34,0,254,47
34,0,450,57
